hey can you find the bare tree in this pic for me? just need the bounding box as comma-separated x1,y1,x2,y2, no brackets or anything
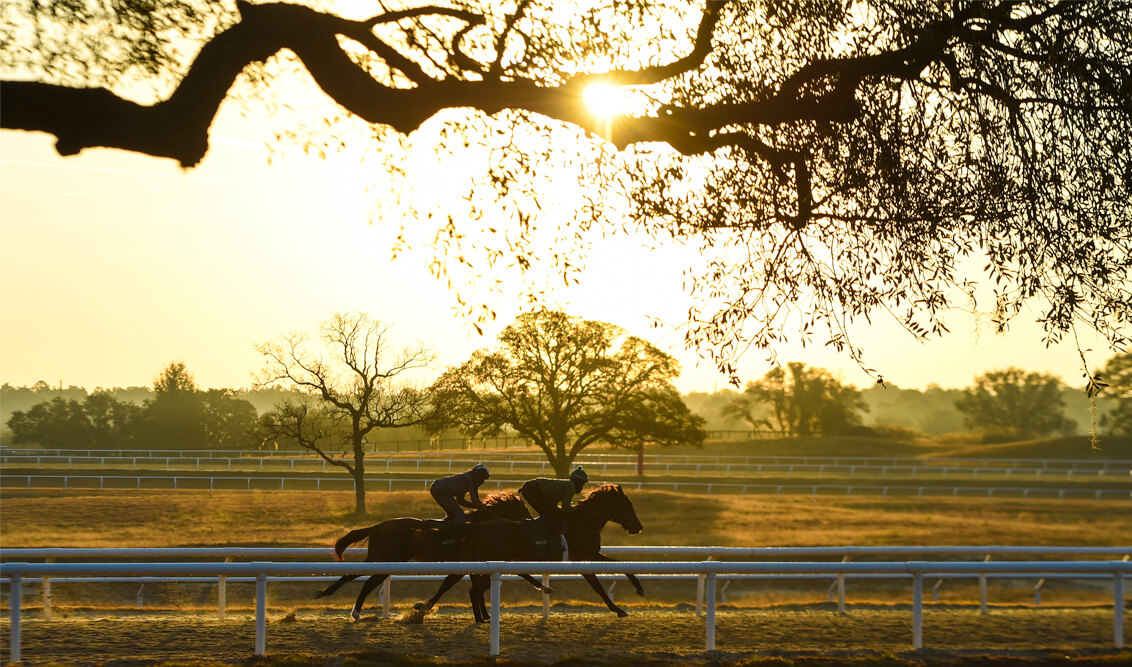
255,313,434,515
4,1,1130,380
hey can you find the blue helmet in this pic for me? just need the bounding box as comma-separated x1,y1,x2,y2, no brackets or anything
472,463,490,479
570,466,588,484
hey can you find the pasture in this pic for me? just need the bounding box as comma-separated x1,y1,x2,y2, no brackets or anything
3,437,1131,665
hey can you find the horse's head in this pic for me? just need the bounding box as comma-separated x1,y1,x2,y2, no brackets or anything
580,483,643,534
476,491,532,521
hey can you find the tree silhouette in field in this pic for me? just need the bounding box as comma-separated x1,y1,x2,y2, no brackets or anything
4,1,1131,377
430,310,705,477
723,362,868,437
955,367,1076,439
1098,352,1132,437
255,313,434,515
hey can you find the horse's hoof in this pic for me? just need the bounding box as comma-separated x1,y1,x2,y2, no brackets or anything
350,610,361,621
413,602,425,611
635,589,646,597
313,590,326,599
616,609,629,618
542,587,555,595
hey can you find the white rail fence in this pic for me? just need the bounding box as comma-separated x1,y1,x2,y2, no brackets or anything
4,545,1131,618
6,453,1131,482
4,473,1129,500
2,559,1129,660
6,447,1132,471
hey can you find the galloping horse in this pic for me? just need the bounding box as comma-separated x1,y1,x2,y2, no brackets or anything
315,492,542,620
414,483,645,621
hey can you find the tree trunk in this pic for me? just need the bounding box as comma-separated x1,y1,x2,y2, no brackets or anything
352,440,367,516
553,436,570,478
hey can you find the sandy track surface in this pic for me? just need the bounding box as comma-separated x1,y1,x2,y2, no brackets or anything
2,605,1128,665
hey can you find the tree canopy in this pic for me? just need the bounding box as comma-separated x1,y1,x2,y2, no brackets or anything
954,367,1076,438
4,362,257,449
430,310,705,476
1097,352,1132,437
4,1,1130,378
723,361,869,437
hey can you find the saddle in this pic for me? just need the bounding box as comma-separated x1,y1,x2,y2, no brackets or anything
521,517,566,560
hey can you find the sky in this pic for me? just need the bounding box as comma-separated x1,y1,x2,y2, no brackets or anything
0,77,1121,395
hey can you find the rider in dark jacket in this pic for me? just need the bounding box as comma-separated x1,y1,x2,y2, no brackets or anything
429,464,491,526
519,465,588,517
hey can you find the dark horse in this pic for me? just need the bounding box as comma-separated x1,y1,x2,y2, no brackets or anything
314,492,547,619
414,483,645,621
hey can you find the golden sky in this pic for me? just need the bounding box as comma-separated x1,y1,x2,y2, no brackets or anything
0,88,1117,394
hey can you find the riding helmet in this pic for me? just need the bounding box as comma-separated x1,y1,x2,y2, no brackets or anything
570,465,588,483
472,463,491,479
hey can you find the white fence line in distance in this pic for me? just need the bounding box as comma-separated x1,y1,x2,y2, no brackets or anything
3,473,1129,501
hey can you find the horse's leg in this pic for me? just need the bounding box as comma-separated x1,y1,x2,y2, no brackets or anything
595,553,645,596
581,572,628,617
517,573,554,594
349,574,388,620
468,574,490,623
414,573,465,612
315,574,360,598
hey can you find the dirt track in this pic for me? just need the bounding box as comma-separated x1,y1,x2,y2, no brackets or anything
3,604,1129,665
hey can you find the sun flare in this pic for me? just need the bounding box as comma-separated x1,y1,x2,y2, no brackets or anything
583,83,627,119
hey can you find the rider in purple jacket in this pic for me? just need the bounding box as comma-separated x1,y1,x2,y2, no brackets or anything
429,464,491,526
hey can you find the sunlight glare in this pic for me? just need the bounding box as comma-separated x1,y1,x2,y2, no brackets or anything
584,83,626,119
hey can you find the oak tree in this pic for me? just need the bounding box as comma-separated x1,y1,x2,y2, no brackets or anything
430,310,705,477
723,362,869,437
4,1,1130,379
954,367,1076,437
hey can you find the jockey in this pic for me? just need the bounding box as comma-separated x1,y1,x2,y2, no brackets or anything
519,465,589,518
429,463,491,526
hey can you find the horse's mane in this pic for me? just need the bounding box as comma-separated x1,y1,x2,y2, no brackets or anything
482,491,522,506
579,483,622,503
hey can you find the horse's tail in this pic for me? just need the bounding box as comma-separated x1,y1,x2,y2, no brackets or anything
332,527,373,561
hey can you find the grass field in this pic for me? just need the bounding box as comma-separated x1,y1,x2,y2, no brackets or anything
3,486,1131,549
3,436,1131,665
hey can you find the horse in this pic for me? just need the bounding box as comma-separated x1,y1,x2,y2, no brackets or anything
314,491,548,619
413,483,645,621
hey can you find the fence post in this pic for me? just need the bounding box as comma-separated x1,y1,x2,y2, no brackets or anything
490,568,502,656
255,570,267,656
979,554,992,614
43,557,53,620
1115,571,1125,649
705,571,717,651
9,573,21,663
912,571,923,649
381,578,391,618
837,556,849,614
695,556,714,617
542,574,551,619
218,556,231,620
1033,578,1045,606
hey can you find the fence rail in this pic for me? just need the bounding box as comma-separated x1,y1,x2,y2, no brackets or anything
3,473,1129,500
2,558,1129,660
6,447,1132,471
5,454,1131,482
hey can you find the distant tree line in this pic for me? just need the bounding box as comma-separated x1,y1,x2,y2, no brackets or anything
4,363,260,450
698,360,1129,442
5,332,1131,453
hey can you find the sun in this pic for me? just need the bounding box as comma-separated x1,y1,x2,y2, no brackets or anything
583,83,627,119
